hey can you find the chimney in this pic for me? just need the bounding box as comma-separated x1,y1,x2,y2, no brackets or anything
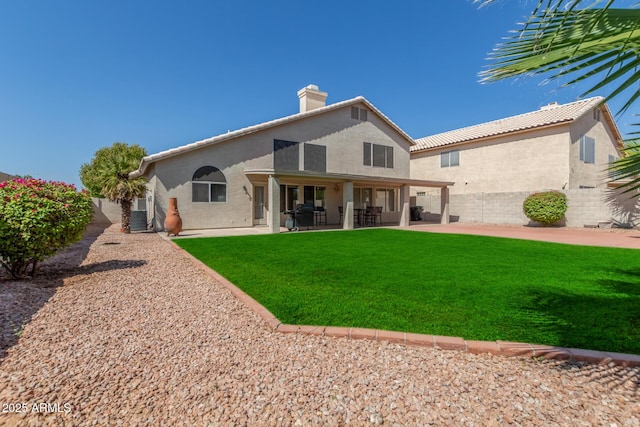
540,101,560,111
297,84,328,113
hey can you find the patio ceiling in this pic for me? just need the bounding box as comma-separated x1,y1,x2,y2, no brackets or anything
243,168,454,188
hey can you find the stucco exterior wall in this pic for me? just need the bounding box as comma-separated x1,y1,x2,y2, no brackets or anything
147,103,412,230
568,112,622,189
151,137,260,231
409,109,628,228
410,109,622,198
410,125,572,195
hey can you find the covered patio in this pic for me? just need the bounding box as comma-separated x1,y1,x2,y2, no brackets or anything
244,169,454,233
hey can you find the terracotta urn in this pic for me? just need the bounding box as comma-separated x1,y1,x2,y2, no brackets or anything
164,197,183,236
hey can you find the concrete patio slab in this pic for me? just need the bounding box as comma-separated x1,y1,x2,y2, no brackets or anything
405,223,640,249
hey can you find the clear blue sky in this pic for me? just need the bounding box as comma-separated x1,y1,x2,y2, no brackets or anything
0,0,635,189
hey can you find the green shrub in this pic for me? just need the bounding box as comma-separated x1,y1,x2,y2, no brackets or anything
0,178,94,279
523,191,568,226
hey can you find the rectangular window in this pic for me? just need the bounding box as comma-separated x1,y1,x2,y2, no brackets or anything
580,136,595,164
134,197,146,211
373,144,386,167
315,186,326,208
192,182,209,202
274,139,300,171
441,150,460,168
387,189,396,212
286,186,299,211
210,184,226,202
354,187,373,209
607,154,618,177
364,142,393,168
351,107,367,121
376,188,396,212
192,183,226,203
363,142,372,166
304,143,326,173
280,185,286,212
303,185,315,204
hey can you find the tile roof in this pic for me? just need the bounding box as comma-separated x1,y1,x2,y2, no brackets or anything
411,97,607,152
130,96,415,178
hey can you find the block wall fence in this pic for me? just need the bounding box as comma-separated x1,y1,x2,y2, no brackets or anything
92,190,640,229
417,188,639,228
91,198,121,224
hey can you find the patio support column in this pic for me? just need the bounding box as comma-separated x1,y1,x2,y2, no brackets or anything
399,185,410,227
268,175,281,233
440,186,450,224
342,181,354,230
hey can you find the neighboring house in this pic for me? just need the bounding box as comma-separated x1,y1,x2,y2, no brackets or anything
410,97,636,226
0,171,15,182
411,97,622,193
129,85,453,233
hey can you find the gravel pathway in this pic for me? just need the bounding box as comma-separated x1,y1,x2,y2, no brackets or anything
0,224,638,426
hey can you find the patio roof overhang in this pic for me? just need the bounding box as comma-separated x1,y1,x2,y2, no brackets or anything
243,168,454,188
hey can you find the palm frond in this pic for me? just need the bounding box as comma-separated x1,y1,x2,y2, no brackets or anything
609,137,640,193
481,5,640,115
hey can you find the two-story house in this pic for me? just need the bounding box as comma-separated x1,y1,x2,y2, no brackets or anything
129,85,452,233
410,97,623,194
409,97,631,226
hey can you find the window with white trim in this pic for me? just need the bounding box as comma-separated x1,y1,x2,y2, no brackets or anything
363,142,393,168
351,107,368,121
375,188,396,212
580,136,595,164
192,166,227,202
440,150,459,168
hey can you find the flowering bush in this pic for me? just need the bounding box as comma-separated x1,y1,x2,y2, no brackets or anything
0,178,94,279
523,191,568,226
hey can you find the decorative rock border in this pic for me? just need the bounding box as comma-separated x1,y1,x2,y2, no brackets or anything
170,239,640,368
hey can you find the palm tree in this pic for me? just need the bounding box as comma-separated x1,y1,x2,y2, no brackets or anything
80,142,148,233
478,0,640,193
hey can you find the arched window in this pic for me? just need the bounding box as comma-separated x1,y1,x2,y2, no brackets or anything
192,166,227,203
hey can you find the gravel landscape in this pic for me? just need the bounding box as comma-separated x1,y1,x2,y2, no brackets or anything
0,224,638,426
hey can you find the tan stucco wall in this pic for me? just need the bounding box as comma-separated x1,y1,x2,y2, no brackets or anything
568,111,621,189
410,112,621,196
410,125,572,195
147,103,412,230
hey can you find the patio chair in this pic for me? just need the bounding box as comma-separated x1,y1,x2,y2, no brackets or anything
363,207,375,226
363,206,382,226
374,206,382,225
314,206,327,226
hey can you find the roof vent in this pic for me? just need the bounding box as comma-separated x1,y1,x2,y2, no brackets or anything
540,101,560,111
297,84,328,113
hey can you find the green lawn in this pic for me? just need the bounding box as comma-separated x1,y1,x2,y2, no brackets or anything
176,228,640,354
